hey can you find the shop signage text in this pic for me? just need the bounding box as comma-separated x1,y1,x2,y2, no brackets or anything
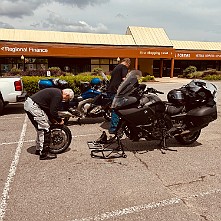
1,46,48,53
140,50,170,56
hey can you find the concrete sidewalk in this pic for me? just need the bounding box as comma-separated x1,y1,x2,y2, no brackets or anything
154,77,191,83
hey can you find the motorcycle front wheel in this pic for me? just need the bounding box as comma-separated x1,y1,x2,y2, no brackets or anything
49,124,72,154
175,129,201,145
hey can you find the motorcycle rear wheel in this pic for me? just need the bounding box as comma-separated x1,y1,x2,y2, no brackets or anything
49,125,72,154
175,129,201,145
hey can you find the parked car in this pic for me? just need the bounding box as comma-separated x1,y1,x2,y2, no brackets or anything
0,76,26,115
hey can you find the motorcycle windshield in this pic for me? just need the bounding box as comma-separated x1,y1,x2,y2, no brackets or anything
111,71,139,109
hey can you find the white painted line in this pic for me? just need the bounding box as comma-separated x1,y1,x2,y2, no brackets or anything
72,189,221,221
0,115,28,221
0,133,100,146
0,116,23,120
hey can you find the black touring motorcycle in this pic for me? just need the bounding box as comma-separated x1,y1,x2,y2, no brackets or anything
89,70,217,158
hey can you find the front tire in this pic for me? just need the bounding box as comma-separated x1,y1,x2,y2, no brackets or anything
175,130,201,145
49,125,72,154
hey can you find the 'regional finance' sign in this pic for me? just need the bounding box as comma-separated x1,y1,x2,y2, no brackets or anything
1,46,48,53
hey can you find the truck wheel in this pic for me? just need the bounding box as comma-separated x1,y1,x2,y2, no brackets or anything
0,99,4,115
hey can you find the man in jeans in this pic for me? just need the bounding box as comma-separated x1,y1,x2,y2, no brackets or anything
24,88,74,160
107,58,131,134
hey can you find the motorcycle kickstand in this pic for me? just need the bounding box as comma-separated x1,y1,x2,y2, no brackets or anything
158,137,167,154
158,130,177,154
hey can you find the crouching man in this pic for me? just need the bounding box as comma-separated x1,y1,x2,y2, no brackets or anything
24,88,74,160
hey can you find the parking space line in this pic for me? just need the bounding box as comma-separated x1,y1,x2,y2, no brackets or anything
72,189,221,221
0,133,100,146
0,115,28,221
0,116,24,120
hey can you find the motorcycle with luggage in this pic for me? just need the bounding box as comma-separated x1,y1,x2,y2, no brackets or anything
90,70,218,158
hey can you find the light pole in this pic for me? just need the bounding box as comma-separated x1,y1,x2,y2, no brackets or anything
21,55,25,71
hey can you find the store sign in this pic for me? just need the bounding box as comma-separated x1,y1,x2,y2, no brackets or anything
1,46,48,53
175,51,221,59
139,50,173,58
196,53,221,58
175,53,191,58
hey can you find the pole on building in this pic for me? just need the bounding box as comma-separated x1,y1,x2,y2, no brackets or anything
160,59,163,78
135,58,138,70
170,58,174,78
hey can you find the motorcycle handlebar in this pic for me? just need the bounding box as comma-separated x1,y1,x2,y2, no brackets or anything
145,87,164,94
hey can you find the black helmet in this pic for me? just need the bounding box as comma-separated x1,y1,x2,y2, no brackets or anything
167,89,185,105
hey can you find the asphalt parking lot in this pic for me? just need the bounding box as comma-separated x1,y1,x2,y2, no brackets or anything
0,79,221,221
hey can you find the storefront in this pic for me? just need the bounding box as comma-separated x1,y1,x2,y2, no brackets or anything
1,27,221,77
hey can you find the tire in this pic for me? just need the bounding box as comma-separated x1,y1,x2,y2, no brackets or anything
175,129,201,145
0,99,4,115
49,124,72,154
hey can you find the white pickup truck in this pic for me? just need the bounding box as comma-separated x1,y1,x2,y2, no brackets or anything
0,76,26,115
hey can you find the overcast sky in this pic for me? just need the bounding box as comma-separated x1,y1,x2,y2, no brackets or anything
0,0,221,42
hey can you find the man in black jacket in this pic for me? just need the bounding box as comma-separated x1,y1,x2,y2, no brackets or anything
24,88,74,160
107,58,131,134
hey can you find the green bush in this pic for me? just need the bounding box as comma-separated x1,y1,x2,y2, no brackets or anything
22,74,107,96
186,71,204,79
141,75,155,82
22,76,43,96
201,69,221,78
183,66,197,78
180,67,221,80
203,74,221,80
91,67,103,75
48,67,66,76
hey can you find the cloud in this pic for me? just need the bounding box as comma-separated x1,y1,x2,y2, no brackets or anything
0,21,14,29
53,0,109,8
33,12,108,33
0,0,221,41
0,0,109,18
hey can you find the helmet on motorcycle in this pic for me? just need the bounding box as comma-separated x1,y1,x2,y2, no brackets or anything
90,78,102,86
52,78,68,89
38,79,54,89
167,89,185,105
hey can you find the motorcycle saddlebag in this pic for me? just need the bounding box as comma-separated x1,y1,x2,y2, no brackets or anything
185,105,217,128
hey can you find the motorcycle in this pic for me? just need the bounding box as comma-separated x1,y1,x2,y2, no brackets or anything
90,70,217,158
38,73,112,123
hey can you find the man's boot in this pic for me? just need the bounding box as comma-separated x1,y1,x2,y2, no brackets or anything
96,131,107,144
40,146,57,160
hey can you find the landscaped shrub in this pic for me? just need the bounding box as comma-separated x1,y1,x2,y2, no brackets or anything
21,74,107,96
91,67,103,75
201,69,221,78
48,67,66,76
22,76,43,96
179,67,221,80
141,75,155,82
182,66,197,78
186,71,204,79
202,74,221,80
